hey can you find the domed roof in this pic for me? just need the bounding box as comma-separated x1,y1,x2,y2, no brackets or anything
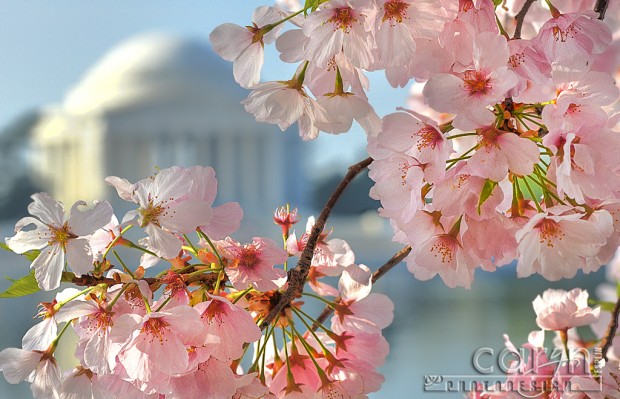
63,33,237,115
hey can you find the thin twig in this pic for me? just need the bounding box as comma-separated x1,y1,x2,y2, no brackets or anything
310,245,412,331
259,157,373,330
514,0,537,39
600,296,620,360
595,0,610,20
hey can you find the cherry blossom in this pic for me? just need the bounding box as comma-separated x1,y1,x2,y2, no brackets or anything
533,288,600,331
5,193,113,290
210,6,285,88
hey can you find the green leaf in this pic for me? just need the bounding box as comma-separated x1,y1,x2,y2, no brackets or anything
478,180,498,214
303,0,320,14
0,242,11,252
0,272,40,298
590,298,617,312
23,249,41,262
493,0,503,5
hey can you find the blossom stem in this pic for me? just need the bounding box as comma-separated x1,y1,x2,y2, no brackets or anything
495,14,509,39
519,177,543,212
49,320,73,353
515,114,532,131
528,174,566,205
113,250,135,279
259,157,373,330
519,114,544,127
250,317,279,373
544,0,561,18
292,308,331,354
106,282,132,311
301,292,337,307
534,165,556,187
232,287,253,304
296,306,331,334
154,296,172,312
197,229,225,268
213,270,224,295
560,329,571,361
446,132,477,140
291,324,330,382
182,234,198,254
102,224,133,260
55,285,98,309
282,325,294,382
293,61,310,88
333,66,344,94
143,296,152,313
124,241,159,258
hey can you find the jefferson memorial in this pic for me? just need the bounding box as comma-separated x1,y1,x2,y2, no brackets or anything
27,33,307,218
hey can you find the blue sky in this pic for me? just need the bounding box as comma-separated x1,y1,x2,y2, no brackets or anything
0,0,411,168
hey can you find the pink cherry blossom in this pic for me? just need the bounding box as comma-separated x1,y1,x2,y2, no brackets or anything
195,295,262,361
242,79,325,141
544,128,620,203
113,305,204,383
168,357,237,399
5,193,113,291
60,367,108,399
375,109,452,184
542,65,618,132
533,288,600,331
0,348,61,399
535,11,612,68
467,126,540,182
210,6,285,88
516,210,611,280
185,165,244,239
332,264,394,333
423,31,518,130
315,91,381,136
107,166,212,259
373,0,451,68
219,237,288,292
367,153,425,223
302,0,375,69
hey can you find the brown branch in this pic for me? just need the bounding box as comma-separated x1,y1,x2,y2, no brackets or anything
513,0,537,39
259,157,373,330
595,0,610,20
310,245,412,331
600,295,620,360
67,270,220,288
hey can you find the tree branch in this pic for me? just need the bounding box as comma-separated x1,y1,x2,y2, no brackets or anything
310,245,412,331
594,0,610,20
513,0,537,39
600,295,620,360
259,157,373,330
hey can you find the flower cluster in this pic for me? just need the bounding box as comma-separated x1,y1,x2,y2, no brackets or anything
0,166,393,398
210,0,620,288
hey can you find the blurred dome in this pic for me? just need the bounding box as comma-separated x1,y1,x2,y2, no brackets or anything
64,33,233,114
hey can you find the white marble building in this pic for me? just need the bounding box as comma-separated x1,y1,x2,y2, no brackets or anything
27,33,307,217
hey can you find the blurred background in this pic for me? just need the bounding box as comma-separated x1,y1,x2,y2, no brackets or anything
0,1,610,397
